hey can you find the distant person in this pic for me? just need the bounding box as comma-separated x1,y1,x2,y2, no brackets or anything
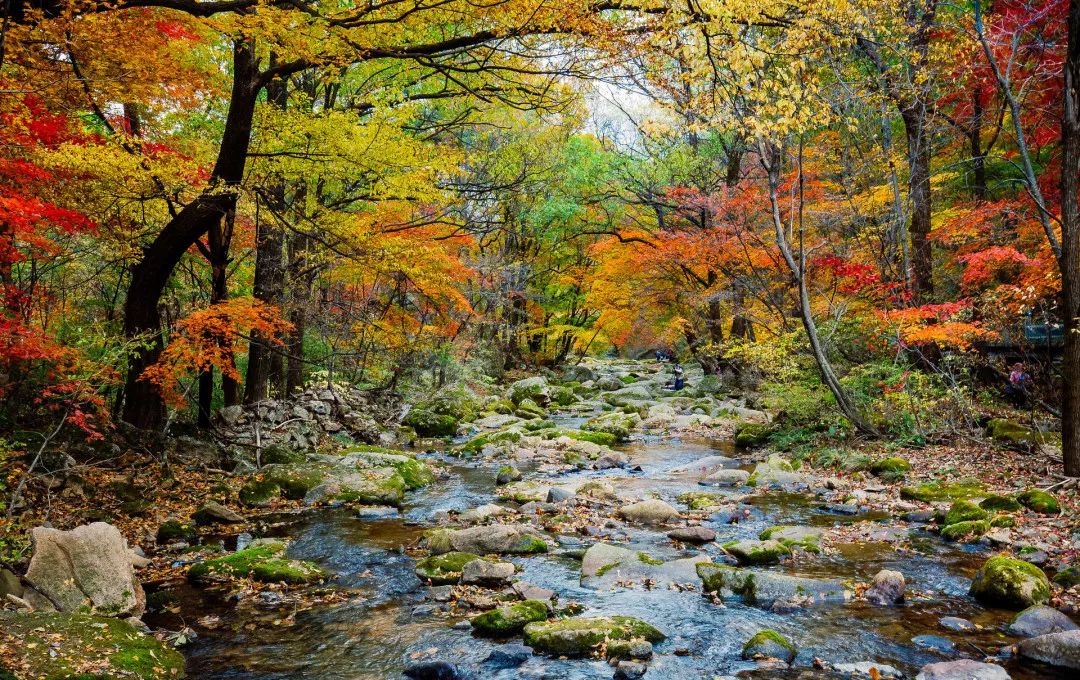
664,364,684,391
1005,362,1030,408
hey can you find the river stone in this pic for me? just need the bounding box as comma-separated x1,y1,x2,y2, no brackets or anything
742,629,796,663
939,616,976,632
597,375,625,391
433,524,548,555
523,616,665,658
702,468,751,486
618,499,680,525
471,599,549,636
724,539,790,566
969,556,1050,609
508,376,551,405
513,581,557,607
672,455,736,476
496,465,522,485
355,505,399,520
613,661,647,679
403,660,476,680
458,504,511,523
415,552,479,585
865,569,906,606
548,486,575,502
461,558,515,586
668,526,717,543
1017,629,1080,669
582,543,635,578
25,522,145,617
833,662,903,678
915,660,1010,680
484,643,532,670
912,634,955,654
475,414,520,429
697,563,848,607
1009,605,1079,638
192,500,244,525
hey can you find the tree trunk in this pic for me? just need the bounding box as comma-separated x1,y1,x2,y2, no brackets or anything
761,139,878,436
1061,0,1080,477
244,66,288,404
122,41,260,429
970,91,988,202
901,107,934,301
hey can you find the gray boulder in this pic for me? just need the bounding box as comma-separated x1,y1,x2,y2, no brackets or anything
1009,605,1079,638
915,660,1010,680
618,499,680,525
430,524,548,555
192,500,244,525
461,558,515,586
668,526,716,544
1017,629,1080,669
25,522,145,617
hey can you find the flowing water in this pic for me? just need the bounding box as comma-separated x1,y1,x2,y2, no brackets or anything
147,413,1064,679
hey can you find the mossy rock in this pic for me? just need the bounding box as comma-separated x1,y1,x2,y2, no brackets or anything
414,551,479,585
724,539,791,566
460,430,522,454
155,520,197,544
427,387,481,422
550,386,578,406
120,499,153,517
1017,488,1060,514
980,494,1022,512
742,629,796,662
734,422,772,449
759,526,822,553
0,612,186,679
188,542,325,585
583,412,639,442
470,600,549,636
870,457,912,479
990,514,1017,528
514,398,547,420
677,491,726,511
259,463,331,500
969,556,1051,609
940,520,990,541
237,478,281,507
900,479,985,503
986,419,1046,447
944,500,989,525
261,444,305,465
402,409,458,437
523,616,665,658
559,429,617,447
1053,566,1080,588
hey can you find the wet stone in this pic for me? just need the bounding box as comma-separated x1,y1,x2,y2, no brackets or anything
915,660,1010,680
833,662,903,678
613,661,648,679
484,644,532,670
667,526,717,543
912,634,956,654
939,616,976,632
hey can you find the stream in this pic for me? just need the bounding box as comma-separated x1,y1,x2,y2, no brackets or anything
148,409,1062,679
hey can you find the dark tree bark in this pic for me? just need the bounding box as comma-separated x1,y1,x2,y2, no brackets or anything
901,106,935,300
1061,0,1080,477
122,40,260,429
244,69,288,404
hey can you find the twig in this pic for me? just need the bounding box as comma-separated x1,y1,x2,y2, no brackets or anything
6,409,68,521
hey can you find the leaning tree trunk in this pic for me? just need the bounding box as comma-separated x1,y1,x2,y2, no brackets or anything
761,140,878,436
1061,0,1080,477
122,41,261,429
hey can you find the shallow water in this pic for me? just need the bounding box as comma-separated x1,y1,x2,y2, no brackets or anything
150,417,1066,679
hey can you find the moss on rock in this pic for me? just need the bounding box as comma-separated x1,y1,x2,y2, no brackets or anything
870,457,912,479
940,520,990,541
238,479,281,507
980,494,1022,512
583,411,639,442
188,542,325,585
944,500,989,525
900,479,985,503
0,612,186,679
402,409,458,437
261,444,305,465
155,519,197,544
1053,566,1080,588
1018,488,1060,514
742,629,796,662
414,551,479,584
969,556,1051,609
522,616,665,658
734,422,772,449
986,419,1046,446
470,600,549,636
725,539,791,566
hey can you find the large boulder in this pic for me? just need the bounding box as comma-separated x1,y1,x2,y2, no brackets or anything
1017,629,1080,670
969,556,1050,609
580,543,707,587
523,616,664,658
427,524,548,555
618,499,680,525
1009,605,1079,638
24,522,145,617
471,600,548,636
508,377,551,406
584,411,640,442
0,612,185,679
188,541,325,585
915,660,1011,680
460,558,515,586
724,539,790,566
697,563,848,608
